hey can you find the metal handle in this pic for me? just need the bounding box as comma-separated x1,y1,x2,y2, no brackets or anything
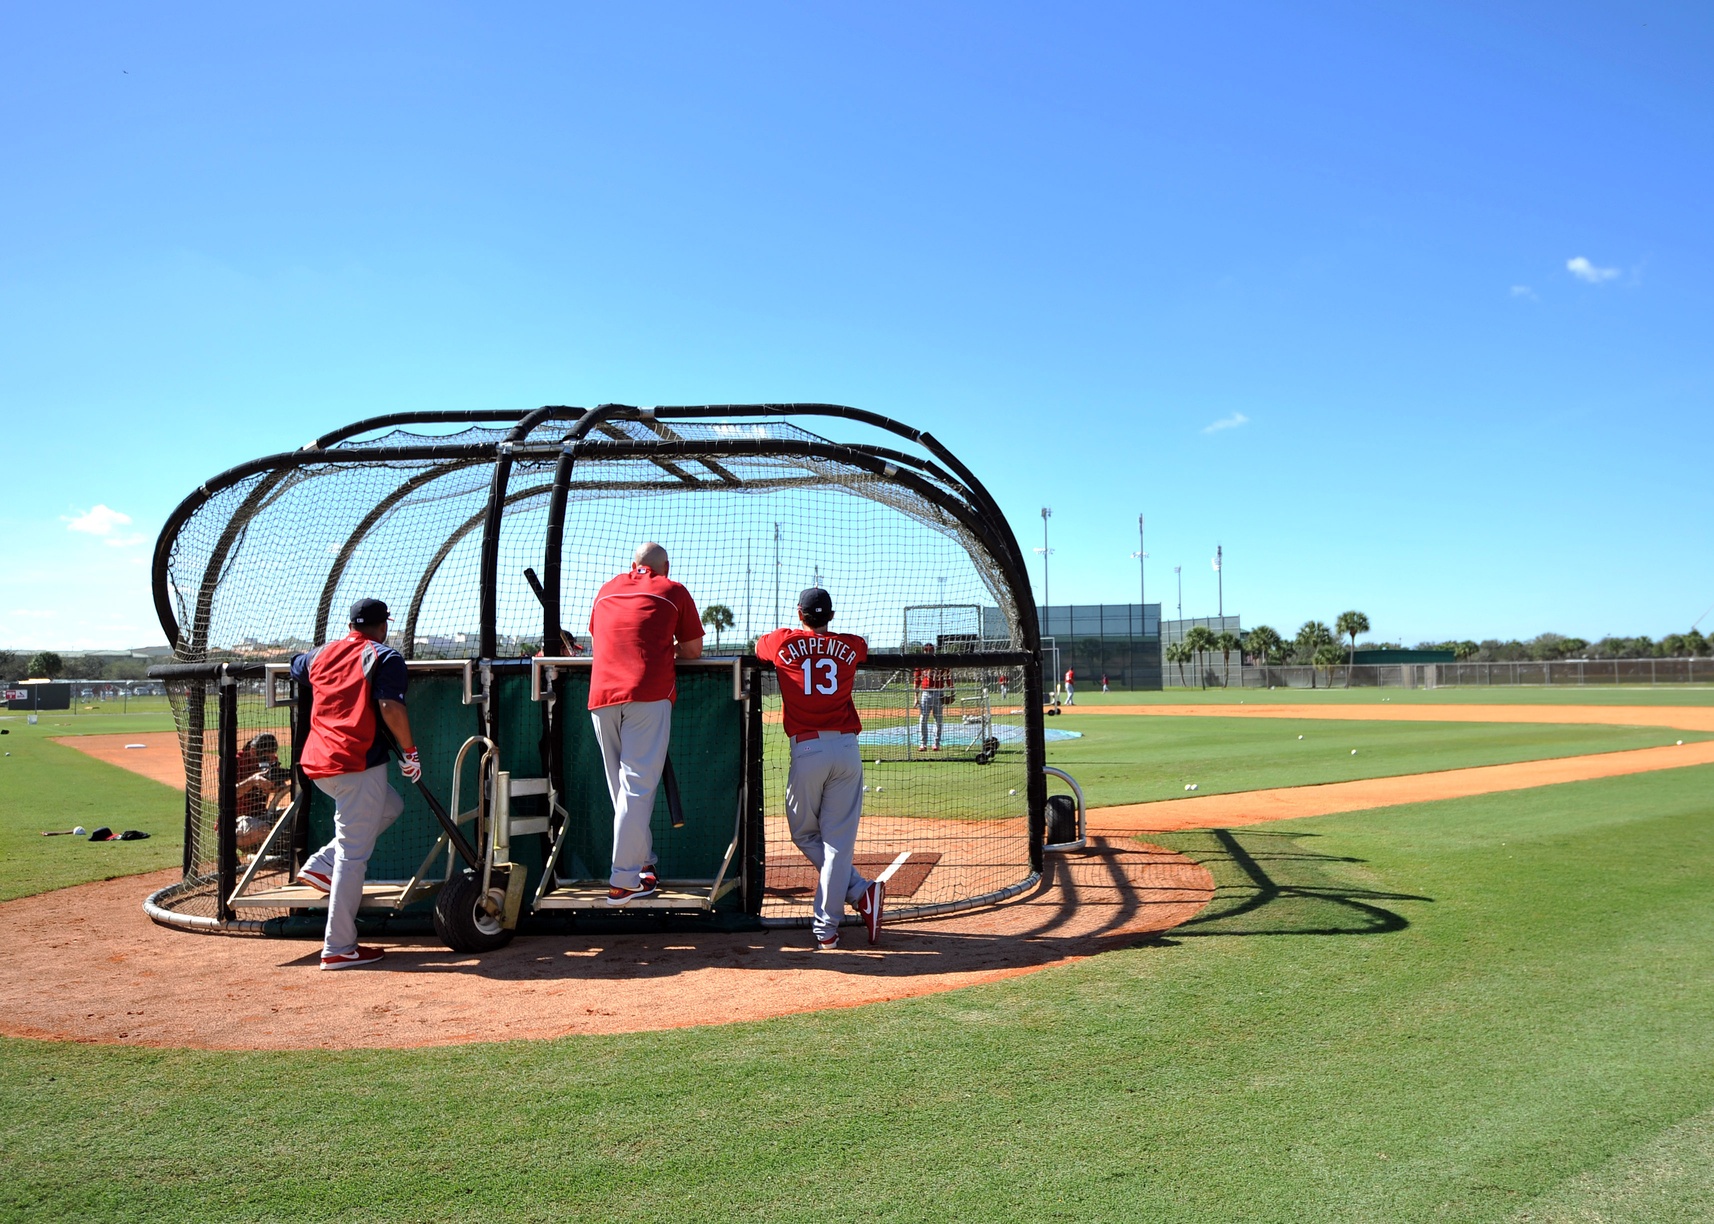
1042,764,1086,853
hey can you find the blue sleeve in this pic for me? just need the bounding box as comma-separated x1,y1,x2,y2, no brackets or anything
289,651,312,684
370,647,409,704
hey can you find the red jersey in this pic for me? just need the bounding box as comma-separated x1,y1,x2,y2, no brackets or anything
914,664,951,691
756,627,867,737
290,632,409,779
588,564,703,709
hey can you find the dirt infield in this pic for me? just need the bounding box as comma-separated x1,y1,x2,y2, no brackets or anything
0,839,1211,1050
54,734,187,788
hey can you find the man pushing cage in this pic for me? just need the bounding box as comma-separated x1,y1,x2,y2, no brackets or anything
143,404,1080,953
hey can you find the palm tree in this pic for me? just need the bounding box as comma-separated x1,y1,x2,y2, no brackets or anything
1214,630,1240,686
701,604,735,650
1335,610,1370,687
1182,626,1218,689
1165,640,1191,687
1313,642,1346,689
1244,625,1284,667
1294,621,1334,687
1452,640,1479,661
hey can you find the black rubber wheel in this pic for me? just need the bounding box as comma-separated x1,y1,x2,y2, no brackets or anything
1044,794,1078,846
976,736,1000,764
433,870,515,953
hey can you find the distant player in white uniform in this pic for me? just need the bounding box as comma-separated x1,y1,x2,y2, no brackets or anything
1101,673,1109,693
756,588,884,951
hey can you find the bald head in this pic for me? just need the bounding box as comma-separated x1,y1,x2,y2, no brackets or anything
634,542,669,575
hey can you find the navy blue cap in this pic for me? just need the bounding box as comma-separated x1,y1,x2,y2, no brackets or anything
349,598,390,627
797,587,833,619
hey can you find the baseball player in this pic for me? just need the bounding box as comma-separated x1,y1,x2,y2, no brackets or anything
1101,673,1109,693
588,542,703,905
913,644,951,751
289,598,419,970
756,588,883,950
1064,667,1076,705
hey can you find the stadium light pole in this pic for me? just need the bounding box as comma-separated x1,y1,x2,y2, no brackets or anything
1034,507,1054,626
1130,513,1147,633
1174,565,1182,620
1214,544,1223,618
772,522,781,629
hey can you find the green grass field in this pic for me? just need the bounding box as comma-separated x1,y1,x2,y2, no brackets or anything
3,696,1713,1220
3,766,1711,1221
0,709,183,901
1075,685,1714,707
1044,713,1705,808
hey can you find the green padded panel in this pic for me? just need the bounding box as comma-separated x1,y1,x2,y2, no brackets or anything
555,668,744,892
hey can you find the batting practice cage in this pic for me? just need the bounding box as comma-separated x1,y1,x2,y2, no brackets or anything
145,404,1084,950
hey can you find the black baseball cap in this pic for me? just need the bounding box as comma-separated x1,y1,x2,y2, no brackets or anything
797,587,833,620
349,598,390,627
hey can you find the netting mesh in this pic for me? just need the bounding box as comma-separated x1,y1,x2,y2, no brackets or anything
152,412,1040,926
160,677,293,922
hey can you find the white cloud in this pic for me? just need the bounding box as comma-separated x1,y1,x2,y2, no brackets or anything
64,504,133,536
61,505,148,547
1202,412,1250,434
1510,285,1538,300
1567,256,1619,284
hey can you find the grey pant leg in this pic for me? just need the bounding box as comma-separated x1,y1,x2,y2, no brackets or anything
917,692,943,747
307,765,405,957
591,699,672,890
785,734,869,940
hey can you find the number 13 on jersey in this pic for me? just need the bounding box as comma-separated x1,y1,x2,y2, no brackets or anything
803,658,840,695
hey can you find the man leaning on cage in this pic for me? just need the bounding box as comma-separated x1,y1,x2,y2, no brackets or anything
587,542,704,905
289,598,420,970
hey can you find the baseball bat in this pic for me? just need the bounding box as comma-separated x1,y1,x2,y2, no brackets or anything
662,756,685,828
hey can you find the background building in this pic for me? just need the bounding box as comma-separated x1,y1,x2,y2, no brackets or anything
1035,603,1162,690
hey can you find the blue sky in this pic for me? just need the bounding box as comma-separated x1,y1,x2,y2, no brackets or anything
3,2,1710,650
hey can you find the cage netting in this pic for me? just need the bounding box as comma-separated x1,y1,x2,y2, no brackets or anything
149,406,1046,927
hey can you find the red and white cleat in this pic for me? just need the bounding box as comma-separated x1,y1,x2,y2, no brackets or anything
320,945,385,971
856,879,886,944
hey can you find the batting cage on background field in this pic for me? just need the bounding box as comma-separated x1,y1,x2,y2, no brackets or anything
144,404,1084,950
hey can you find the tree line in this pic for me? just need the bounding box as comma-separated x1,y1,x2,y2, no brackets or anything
1163,612,1713,687
1405,630,1711,662
0,651,158,685
1167,611,1372,687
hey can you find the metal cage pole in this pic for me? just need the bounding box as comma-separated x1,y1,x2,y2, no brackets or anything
216,668,240,922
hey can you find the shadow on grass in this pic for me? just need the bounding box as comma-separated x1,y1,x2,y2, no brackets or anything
1153,827,1432,937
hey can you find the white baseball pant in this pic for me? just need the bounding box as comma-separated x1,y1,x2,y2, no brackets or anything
304,764,405,958
917,691,944,748
591,699,672,890
784,731,871,941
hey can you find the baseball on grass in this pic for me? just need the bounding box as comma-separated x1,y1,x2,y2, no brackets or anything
1351,749,1358,755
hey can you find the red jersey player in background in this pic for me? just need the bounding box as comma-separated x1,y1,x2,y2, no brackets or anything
755,587,884,951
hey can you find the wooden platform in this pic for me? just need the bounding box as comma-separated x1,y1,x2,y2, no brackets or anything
535,878,741,911
228,879,443,910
